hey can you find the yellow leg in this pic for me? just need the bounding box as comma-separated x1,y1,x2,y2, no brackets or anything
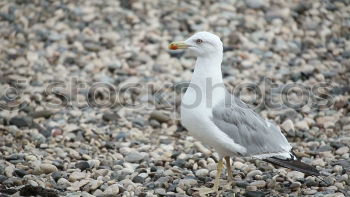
213,158,224,191
194,158,224,196
225,156,233,182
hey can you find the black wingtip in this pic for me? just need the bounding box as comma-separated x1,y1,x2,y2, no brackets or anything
264,157,320,176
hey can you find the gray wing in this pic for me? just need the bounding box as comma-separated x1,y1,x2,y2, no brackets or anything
211,93,292,157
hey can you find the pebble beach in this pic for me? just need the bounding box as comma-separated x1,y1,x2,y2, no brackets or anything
0,0,349,196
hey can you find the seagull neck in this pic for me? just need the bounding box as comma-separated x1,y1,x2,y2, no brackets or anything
191,54,224,87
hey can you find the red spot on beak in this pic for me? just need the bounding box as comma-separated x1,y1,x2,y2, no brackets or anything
169,44,178,50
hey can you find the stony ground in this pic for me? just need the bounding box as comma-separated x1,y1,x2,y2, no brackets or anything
0,0,349,196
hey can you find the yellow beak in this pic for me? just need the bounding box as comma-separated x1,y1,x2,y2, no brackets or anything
168,42,189,50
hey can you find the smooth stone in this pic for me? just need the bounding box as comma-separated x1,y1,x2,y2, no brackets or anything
290,182,301,189
178,178,198,190
281,119,294,132
124,152,144,163
335,146,349,155
57,178,71,188
40,164,58,174
246,170,263,179
303,188,317,195
5,166,15,177
9,116,33,128
69,171,86,182
286,171,305,180
195,169,209,177
87,179,103,191
295,120,309,130
150,111,170,123
244,191,265,197
324,193,345,197
244,0,267,9
249,180,266,188
52,171,68,182
75,161,90,171
103,184,120,196
132,175,145,183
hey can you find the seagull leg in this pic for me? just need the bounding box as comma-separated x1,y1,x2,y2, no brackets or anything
225,156,233,182
213,158,224,191
195,158,224,196
224,156,235,193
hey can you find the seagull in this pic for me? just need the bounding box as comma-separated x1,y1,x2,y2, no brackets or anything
169,32,320,195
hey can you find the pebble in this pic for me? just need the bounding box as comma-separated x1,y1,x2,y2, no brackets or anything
303,188,317,195
195,169,209,177
244,0,267,9
103,184,120,196
249,180,266,188
286,171,305,180
57,178,71,188
244,191,266,197
246,170,262,179
9,116,33,128
124,152,144,163
39,164,58,174
132,175,145,183
281,119,294,132
290,182,301,189
335,146,349,155
69,171,86,182
75,161,90,171
150,111,170,123
295,120,309,131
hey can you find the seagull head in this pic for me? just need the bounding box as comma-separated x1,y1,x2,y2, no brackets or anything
169,32,223,57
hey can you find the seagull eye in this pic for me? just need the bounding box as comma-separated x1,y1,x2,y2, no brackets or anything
196,39,203,44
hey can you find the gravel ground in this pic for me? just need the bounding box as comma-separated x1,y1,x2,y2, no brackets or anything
0,0,350,196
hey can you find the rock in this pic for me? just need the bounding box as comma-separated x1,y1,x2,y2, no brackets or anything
124,152,144,163
249,180,266,188
246,170,263,179
178,178,198,190
244,191,265,197
0,175,8,183
102,112,119,121
52,171,68,182
103,184,120,196
132,175,145,183
244,0,267,9
295,120,309,130
150,111,170,123
324,193,345,197
281,119,294,132
335,146,349,155
88,160,100,169
13,169,27,177
69,171,86,182
75,161,90,171
39,164,58,174
303,188,317,195
290,182,301,189
233,161,246,169
155,188,167,195
286,171,305,180
87,179,103,191
195,169,209,177
57,178,71,188
9,116,33,128
5,166,15,177
30,110,54,119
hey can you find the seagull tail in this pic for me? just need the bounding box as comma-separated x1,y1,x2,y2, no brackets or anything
264,157,320,176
